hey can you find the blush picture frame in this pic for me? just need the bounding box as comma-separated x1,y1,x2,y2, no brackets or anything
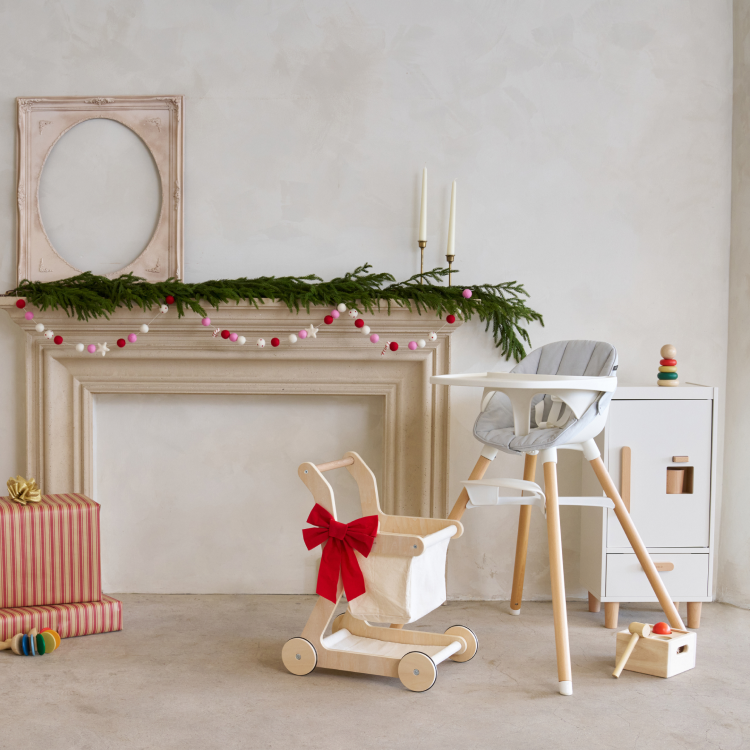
16,95,184,283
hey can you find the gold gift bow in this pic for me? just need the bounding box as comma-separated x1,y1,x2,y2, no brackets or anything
7,476,42,505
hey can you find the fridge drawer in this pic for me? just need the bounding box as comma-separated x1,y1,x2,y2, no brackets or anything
605,553,709,599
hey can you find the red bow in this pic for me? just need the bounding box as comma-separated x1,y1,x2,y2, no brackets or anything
303,503,379,603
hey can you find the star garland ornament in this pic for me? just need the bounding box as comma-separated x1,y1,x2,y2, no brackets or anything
306,324,319,339
96,342,110,357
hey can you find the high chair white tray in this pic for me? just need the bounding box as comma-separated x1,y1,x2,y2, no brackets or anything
282,452,477,692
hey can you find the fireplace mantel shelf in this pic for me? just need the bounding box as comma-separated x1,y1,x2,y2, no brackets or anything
1,299,460,519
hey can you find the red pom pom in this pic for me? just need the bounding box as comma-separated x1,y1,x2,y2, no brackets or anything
354,318,365,329
446,314,456,324
389,342,399,351
324,315,334,325
117,339,126,348
221,330,231,339
166,295,175,305
652,622,671,635
271,338,280,347
53,335,63,345
15,299,26,309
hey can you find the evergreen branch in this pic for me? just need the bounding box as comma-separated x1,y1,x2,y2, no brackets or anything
8,265,543,361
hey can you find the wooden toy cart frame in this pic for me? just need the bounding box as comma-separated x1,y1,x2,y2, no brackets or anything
282,451,477,692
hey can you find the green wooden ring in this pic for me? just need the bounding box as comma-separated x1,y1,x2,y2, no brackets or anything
36,633,46,655
657,372,678,380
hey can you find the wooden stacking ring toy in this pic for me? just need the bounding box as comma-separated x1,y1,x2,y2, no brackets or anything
0,627,61,656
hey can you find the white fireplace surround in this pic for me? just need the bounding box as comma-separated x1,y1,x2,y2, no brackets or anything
0,299,460,518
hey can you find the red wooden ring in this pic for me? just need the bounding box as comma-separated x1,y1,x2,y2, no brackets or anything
660,359,676,366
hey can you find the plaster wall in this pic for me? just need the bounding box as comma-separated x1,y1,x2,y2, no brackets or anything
720,0,750,609
0,1,733,598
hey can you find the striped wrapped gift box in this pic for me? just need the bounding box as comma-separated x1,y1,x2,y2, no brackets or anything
0,493,101,608
0,595,122,640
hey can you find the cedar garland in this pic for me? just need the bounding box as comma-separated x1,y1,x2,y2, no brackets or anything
9,265,543,361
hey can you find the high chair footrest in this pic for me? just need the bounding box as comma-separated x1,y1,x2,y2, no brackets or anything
463,478,545,508
558,496,614,509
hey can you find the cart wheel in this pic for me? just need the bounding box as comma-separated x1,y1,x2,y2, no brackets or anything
281,637,317,676
331,613,346,634
445,625,478,663
398,652,437,692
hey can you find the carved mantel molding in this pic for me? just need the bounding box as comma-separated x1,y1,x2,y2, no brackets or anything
1,299,460,519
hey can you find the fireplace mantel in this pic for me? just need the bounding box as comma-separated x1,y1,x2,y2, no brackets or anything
1,298,460,518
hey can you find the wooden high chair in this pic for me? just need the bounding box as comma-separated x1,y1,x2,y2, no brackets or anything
432,340,685,695
282,451,477,692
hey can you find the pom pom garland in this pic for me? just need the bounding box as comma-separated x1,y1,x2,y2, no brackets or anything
288,334,298,343
462,289,472,299
389,342,399,351
44,330,54,340
202,317,211,326
370,334,380,343
337,303,347,313
221,330,231,339
446,314,456,324
417,339,426,348
348,309,358,318
238,336,246,345
35,323,45,333
54,335,63,345
159,304,169,314
330,310,340,319
354,318,365,328
362,325,370,335
166,295,175,305
25,311,34,320
117,339,126,348
15,299,26,309
408,341,417,350
76,343,85,352
87,344,97,354
256,338,266,348
299,330,308,339
271,338,280,347
229,333,238,342
140,324,149,334
324,315,334,325
128,333,137,343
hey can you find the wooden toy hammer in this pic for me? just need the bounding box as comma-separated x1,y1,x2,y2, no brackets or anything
613,622,651,678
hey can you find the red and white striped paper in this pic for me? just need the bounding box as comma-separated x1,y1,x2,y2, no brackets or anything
0,594,122,640
0,493,101,608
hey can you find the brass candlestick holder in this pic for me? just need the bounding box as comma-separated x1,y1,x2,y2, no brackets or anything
446,254,455,286
418,240,427,284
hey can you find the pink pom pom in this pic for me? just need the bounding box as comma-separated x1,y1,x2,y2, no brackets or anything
87,344,97,354
201,317,211,327
128,333,138,343
331,309,340,319
370,334,380,344
24,311,34,320
299,330,308,339
408,341,418,350
462,289,472,299
229,332,238,342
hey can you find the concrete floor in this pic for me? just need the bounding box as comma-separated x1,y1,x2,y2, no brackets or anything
2,596,749,750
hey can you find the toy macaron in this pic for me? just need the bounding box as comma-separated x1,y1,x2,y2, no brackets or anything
0,627,61,656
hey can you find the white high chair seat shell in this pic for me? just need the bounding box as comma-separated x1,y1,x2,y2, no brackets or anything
474,340,618,455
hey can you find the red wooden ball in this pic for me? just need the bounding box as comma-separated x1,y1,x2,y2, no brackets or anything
53,335,63,345
446,314,456,324
324,315,334,325
271,338,280,347
389,342,399,351
117,339,126,348
354,318,365,328
15,299,26,309
166,295,175,305
221,330,231,339
652,622,671,635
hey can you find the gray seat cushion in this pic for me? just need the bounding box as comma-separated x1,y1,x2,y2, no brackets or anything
474,340,618,455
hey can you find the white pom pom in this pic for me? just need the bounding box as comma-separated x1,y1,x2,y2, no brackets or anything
75,343,85,353
159,304,169,314
417,339,426,348
44,330,54,339
288,334,298,343
348,309,358,318
237,336,246,345
428,332,437,342
35,323,45,333
256,338,266,348
361,325,370,335
140,324,149,334
337,303,347,313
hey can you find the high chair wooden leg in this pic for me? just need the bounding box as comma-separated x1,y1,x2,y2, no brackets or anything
543,456,573,696
448,454,495,521
510,453,538,615
589,457,686,631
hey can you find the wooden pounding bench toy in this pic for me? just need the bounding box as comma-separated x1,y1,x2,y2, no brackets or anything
282,451,477,692
614,621,696,679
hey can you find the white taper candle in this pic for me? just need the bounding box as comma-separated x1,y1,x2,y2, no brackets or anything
447,180,457,256
419,167,427,242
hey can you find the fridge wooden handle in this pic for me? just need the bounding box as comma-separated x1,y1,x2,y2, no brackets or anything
621,447,631,513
